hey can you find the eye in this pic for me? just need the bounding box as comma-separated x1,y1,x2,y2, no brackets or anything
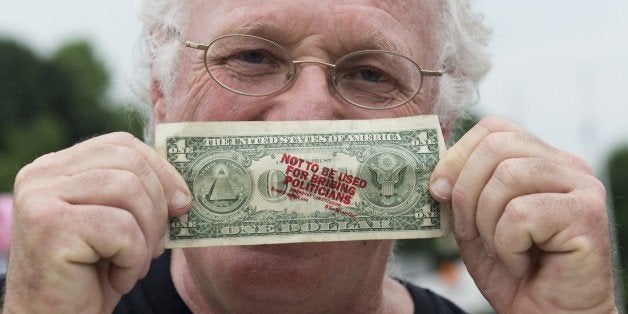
359,68,383,82
340,66,395,87
212,48,286,78
236,50,268,64
217,49,278,66
202,34,295,96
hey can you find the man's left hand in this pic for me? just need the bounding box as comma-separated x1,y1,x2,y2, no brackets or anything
430,116,617,313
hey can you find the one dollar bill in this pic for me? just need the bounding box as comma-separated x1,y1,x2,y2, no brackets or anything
156,115,449,248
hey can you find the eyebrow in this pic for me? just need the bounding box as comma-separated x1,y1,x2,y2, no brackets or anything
216,21,405,54
359,30,404,53
221,20,283,40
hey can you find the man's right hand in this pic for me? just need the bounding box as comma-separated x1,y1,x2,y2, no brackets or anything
3,132,191,313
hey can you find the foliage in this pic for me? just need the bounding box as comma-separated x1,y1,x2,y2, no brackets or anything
0,38,143,192
448,111,483,146
607,145,628,302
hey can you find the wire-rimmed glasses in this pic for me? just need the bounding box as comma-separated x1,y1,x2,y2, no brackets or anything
183,34,445,110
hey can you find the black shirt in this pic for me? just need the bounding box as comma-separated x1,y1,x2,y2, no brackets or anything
1,251,466,313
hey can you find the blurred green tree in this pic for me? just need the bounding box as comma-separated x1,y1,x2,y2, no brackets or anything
607,145,628,303
0,38,143,192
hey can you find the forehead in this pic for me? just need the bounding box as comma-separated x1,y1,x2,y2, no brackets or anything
186,0,437,57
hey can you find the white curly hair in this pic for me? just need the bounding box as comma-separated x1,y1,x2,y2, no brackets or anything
133,1,491,139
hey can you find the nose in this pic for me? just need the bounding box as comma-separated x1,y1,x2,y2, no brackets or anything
261,63,343,121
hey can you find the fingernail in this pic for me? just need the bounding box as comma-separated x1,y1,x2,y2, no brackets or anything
430,178,452,200
171,190,191,210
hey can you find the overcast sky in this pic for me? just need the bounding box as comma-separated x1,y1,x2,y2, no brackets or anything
1,0,627,174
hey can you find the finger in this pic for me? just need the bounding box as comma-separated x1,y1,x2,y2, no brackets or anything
120,133,192,215
430,116,527,201
26,203,150,300
451,132,570,241
78,132,192,214
429,117,527,240
25,132,191,215
475,157,579,254
66,205,149,293
42,142,172,225
59,169,166,258
493,189,608,280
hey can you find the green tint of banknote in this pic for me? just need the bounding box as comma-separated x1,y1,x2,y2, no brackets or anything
156,115,449,248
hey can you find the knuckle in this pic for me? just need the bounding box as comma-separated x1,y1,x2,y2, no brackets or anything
574,179,608,220
478,115,503,129
14,152,60,187
477,132,504,159
113,209,142,239
563,152,593,175
14,187,66,230
151,159,171,180
589,177,607,198
493,159,521,188
493,225,511,252
477,115,520,132
81,143,118,161
115,170,146,199
14,163,37,189
12,183,34,211
104,131,141,145
85,168,116,187
122,148,152,178
83,169,146,200
87,169,121,188
504,197,530,226
111,209,148,246
30,150,62,167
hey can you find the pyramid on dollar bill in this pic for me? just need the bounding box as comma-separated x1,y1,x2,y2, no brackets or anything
208,167,237,201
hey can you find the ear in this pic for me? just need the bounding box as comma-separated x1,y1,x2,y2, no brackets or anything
151,79,167,123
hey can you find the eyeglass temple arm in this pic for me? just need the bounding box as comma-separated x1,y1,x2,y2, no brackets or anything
183,40,209,51
421,69,446,77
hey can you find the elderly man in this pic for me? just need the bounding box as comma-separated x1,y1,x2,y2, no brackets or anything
1,0,618,313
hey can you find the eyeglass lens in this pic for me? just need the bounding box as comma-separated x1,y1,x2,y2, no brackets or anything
203,35,424,109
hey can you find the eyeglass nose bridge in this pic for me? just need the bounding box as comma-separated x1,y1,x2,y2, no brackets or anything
292,60,336,68
287,59,338,86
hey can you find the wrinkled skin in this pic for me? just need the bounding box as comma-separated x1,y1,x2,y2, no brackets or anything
3,1,617,313
430,116,616,312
